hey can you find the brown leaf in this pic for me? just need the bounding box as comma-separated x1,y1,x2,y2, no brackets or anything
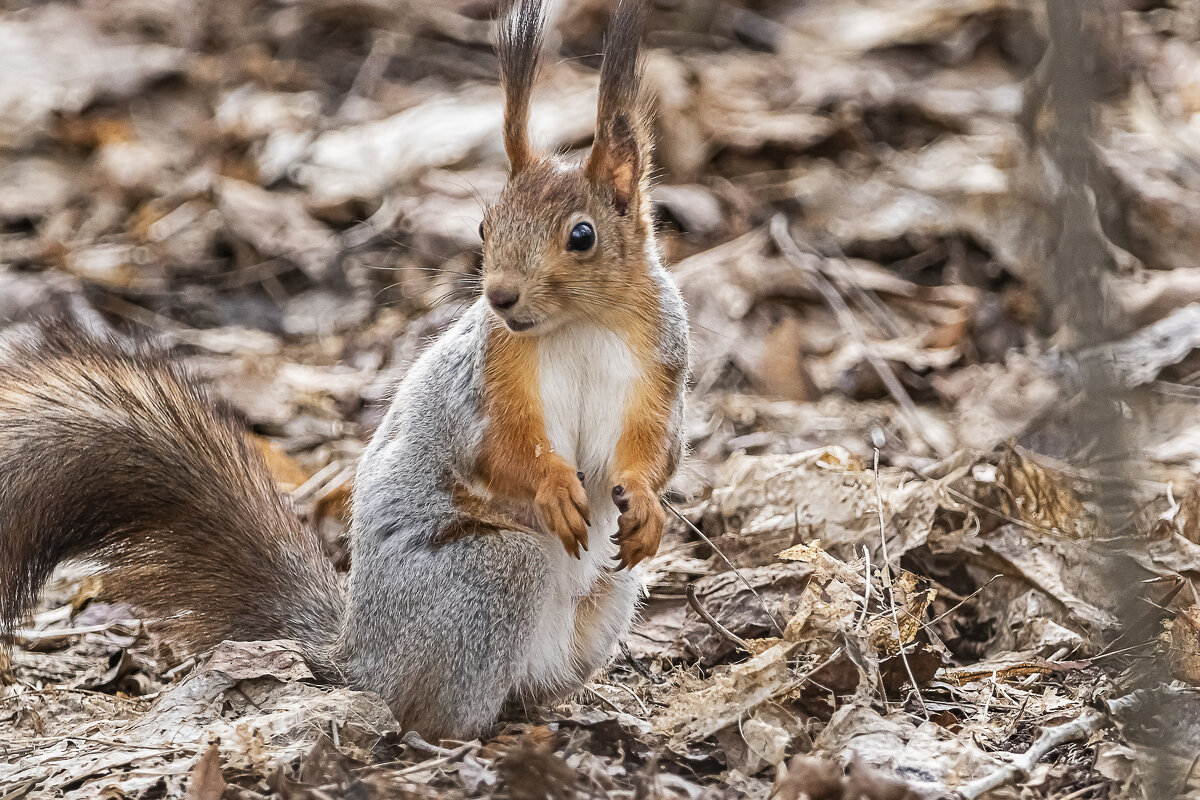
941,655,1090,686
775,754,935,800
654,643,797,746
991,447,1098,538
499,733,577,800
184,742,227,800
201,639,314,683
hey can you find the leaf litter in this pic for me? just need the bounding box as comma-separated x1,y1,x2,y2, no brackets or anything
2,0,1200,797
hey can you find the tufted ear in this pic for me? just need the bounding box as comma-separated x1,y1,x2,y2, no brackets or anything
585,0,652,217
496,0,546,176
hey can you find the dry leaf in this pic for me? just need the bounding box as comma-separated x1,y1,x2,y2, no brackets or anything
185,742,227,800
1163,607,1200,686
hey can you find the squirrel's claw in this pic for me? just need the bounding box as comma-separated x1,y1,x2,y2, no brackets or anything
536,463,592,558
611,483,664,569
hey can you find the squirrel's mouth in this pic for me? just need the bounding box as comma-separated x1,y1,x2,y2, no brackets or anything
505,318,537,333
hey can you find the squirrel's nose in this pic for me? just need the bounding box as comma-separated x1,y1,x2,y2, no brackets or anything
486,287,520,311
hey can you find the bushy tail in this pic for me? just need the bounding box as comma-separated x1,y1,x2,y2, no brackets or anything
0,322,345,666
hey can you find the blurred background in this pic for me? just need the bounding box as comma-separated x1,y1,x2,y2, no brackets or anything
5,0,1200,796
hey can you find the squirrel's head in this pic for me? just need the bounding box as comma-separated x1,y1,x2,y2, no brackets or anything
479,0,656,337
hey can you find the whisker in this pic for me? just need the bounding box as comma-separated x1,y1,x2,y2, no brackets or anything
358,264,478,277
438,174,492,219
347,220,477,273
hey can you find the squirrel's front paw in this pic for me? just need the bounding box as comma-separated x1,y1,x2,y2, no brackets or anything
611,483,664,569
535,464,591,557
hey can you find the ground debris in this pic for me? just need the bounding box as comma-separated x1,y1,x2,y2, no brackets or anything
3,0,1199,797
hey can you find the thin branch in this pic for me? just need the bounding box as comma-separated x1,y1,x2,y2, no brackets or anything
873,449,928,719
955,691,1145,799
385,740,479,778
776,646,845,697
686,582,752,653
592,681,650,717
854,545,873,632
663,500,786,635
585,685,628,716
401,730,459,758
769,214,950,458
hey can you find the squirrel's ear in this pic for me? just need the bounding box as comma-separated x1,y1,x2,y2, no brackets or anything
497,0,545,175
586,0,650,217
587,113,641,216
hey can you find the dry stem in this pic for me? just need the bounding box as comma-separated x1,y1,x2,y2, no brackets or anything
956,691,1145,799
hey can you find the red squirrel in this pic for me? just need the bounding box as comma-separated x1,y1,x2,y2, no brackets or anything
0,0,688,739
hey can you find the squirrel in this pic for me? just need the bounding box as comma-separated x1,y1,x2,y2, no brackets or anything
0,0,688,740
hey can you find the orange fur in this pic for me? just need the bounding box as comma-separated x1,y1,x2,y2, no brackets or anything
611,332,681,567
474,320,591,556
469,262,678,567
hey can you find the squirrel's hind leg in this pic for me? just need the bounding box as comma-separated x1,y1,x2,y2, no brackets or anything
509,568,639,711
341,530,553,740
570,568,640,681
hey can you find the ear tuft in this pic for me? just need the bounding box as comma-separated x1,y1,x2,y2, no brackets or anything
496,0,546,175
586,0,652,217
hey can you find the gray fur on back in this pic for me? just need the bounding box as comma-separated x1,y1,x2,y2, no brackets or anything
341,302,554,735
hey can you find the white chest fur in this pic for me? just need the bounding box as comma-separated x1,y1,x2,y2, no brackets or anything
516,323,641,694
537,323,637,499
536,322,639,595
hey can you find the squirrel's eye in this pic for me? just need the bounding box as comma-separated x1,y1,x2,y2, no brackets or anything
567,221,595,252
478,222,485,242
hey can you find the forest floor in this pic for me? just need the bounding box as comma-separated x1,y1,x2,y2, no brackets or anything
3,0,1200,797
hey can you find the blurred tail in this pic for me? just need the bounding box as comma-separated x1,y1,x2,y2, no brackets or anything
0,322,345,666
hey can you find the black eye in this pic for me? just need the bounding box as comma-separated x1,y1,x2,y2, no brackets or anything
567,221,595,252
478,222,485,242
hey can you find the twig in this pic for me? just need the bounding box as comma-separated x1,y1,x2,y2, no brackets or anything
686,583,752,652
956,709,1106,799
620,641,664,685
925,575,1001,627
10,734,183,754
1057,782,1104,800
942,483,1076,540
592,682,650,717
1178,750,1200,797
799,231,907,339
955,691,1145,799
12,618,143,644
776,646,845,697
1020,647,1068,688
162,657,197,680
387,740,478,778
586,685,627,716
854,545,873,631
339,30,400,113
402,730,458,757
291,461,348,503
663,500,786,634
873,450,928,719
769,215,950,457
0,779,37,800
